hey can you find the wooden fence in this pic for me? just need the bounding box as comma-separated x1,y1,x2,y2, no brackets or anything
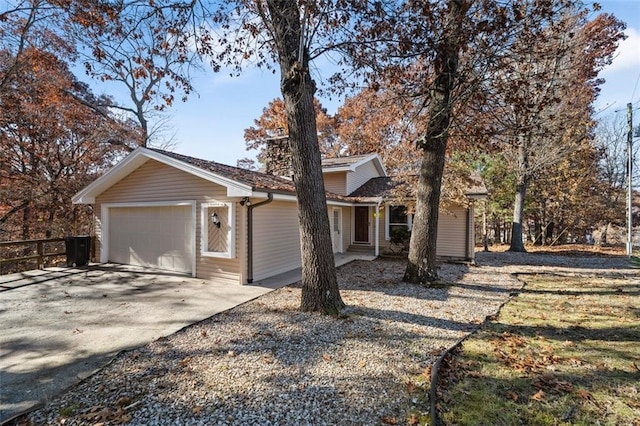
0,237,67,274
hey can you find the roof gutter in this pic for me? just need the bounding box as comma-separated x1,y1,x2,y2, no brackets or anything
246,193,273,283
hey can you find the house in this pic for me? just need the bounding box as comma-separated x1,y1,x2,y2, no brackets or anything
72,147,486,284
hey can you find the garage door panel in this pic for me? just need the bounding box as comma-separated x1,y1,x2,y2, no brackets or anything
108,205,193,273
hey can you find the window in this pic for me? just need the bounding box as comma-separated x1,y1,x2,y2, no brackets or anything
201,201,235,258
385,205,412,240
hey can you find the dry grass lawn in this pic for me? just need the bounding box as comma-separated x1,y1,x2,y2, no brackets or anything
437,251,640,425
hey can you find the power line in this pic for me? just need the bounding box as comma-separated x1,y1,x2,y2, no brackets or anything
632,70,640,105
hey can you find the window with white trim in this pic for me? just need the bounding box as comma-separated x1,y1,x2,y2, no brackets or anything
385,205,413,240
201,201,235,258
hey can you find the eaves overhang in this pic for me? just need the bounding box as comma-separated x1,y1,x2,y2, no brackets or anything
322,153,387,176
72,147,254,204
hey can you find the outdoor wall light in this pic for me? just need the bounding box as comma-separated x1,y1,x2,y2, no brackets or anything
240,197,251,206
211,212,221,228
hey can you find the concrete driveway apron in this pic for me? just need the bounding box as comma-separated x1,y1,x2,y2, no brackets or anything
0,264,277,423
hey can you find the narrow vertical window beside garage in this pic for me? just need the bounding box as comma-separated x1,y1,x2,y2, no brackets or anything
201,201,235,258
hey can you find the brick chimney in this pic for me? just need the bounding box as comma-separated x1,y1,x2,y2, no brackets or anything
264,135,292,178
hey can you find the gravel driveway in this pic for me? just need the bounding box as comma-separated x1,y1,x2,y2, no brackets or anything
13,251,638,425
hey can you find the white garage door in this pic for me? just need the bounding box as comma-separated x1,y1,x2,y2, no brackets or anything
108,205,193,273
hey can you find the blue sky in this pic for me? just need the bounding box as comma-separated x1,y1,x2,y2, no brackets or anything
119,1,640,166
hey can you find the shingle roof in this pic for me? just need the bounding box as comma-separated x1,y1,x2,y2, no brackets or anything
150,149,486,202
322,154,375,169
149,148,297,193
348,175,488,199
348,177,399,198
150,148,352,201
465,174,488,197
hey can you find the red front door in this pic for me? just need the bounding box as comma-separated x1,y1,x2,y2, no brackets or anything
354,206,369,243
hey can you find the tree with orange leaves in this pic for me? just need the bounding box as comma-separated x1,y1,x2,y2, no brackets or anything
0,47,138,240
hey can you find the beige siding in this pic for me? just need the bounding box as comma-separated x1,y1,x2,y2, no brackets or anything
467,203,475,259
251,200,301,281
323,172,347,195
436,206,469,259
374,204,471,259
375,206,389,250
346,161,381,195
341,207,352,252
94,159,243,284
205,206,230,253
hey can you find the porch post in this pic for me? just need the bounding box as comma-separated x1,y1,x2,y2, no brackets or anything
375,202,380,256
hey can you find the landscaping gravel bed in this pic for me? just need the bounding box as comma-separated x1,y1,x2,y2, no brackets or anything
21,250,632,426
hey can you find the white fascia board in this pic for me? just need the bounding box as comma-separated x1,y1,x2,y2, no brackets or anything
322,154,387,176
72,147,253,204
249,191,298,202
322,167,351,173
272,193,298,202
72,148,150,204
372,155,387,176
353,153,386,176
141,149,253,197
350,153,377,170
326,200,354,207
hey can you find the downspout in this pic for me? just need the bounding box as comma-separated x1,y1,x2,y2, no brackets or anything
247,193,273,283
375,200,381,256
466,204,471,262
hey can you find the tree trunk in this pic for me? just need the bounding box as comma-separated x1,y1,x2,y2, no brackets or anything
404,141,447,283
266,0,344,314
510,179,528,251
533,217,542,245
546,221,555,242
403,0,465,285
510,134,529,252
21,202,30,240
482,201,489,251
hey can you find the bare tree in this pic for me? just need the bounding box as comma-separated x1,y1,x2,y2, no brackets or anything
596,113,640,190
487,8,624,251
72,0,204,147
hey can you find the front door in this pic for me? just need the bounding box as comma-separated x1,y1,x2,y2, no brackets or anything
331,207,343,253
354,206,369,243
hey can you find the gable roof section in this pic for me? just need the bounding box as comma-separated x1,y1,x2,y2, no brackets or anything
348,175,488,200
150,148,298,193
348,177,399,200
464,174,489,199
72,147,297,204
321,153,386,176
73,147,484,206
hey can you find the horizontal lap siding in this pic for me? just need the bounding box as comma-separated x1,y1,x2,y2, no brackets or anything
252,200,301,281
323,172,347,195
467,204,475,259
436,205,468,259
94,159,243,284
376,207,390,250
375,204,470,259
341,207,351,252
347,161,380,195
96,160,225,203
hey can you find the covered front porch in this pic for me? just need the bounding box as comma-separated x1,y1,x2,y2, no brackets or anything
329,202,383,257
